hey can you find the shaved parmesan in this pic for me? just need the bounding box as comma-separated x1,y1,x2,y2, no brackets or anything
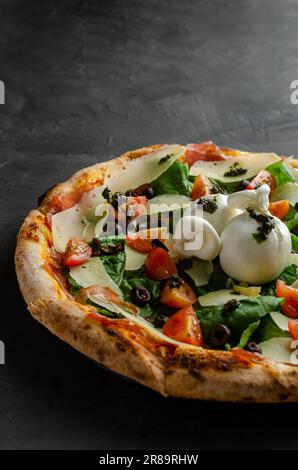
69,257,122,295
185,258,213,287
259,337,294,363
198,289,248,306
289,253,298,268
125,246,146,271
270,312,290,331
189,152,280,183
52,205,92,253
51,185,106,252
270,183,298,206
106,144,185,193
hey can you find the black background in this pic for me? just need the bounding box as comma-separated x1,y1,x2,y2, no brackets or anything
1,0,298,450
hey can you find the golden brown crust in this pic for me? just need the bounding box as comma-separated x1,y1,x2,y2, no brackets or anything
15,144,298,402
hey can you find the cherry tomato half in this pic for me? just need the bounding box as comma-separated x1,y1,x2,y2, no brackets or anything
268,200,289,220
145,247,177,280
276,279,298,318
161,276,197,308
163,305,203,346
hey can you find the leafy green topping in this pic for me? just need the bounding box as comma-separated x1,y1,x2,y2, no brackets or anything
90,236,126,285
195,296,283,345
237,321,260,348
151,161,192,197
292,234,298,253
266,161,295,186
120,268,161,320
255,315,290,343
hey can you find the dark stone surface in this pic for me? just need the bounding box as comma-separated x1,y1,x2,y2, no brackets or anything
1,0,298,450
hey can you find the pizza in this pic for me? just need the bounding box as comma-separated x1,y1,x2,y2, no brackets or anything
15,141,298,402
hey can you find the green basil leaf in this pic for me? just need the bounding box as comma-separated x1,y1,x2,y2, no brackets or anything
151,161,192,196
266,161,295,186
195,296,283,344
255,314,290,343
237,320,260,349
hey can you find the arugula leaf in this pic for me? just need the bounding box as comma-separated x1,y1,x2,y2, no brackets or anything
285,212,298,232
151,161,192,197
92,236,126,285
255,314,290,343
195,296,283,344
279,264,298,285
292,234,298,253
283,204,297,222
120,268,161,320
266,161,295,186
237,320,260,348
68,275,82,295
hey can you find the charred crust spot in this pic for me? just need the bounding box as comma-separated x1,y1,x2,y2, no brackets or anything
106,327,120,338
170,350,241,373
26,224,40,241
116,341,127,352
188,368,205,381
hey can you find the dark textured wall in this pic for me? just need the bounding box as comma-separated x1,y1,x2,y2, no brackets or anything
1,0,298,449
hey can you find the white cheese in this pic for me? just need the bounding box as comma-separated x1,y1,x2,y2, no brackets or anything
270,182,298,206
184,194,241,235
125,246,147,271
106,144,185,193
289,253,298,268
51,185,106,253
198,289,248,306
69,257,122,295
52,205,92,253
270,312,289,331
185,258,213,287
220,185,292,284
173,215,221,261
258,337,294,363
189,152,280,182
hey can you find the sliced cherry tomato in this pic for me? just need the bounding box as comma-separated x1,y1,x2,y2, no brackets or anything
289,319,298,340
63,238,92,267
161,276,197,308
276,279,298,318
246,170,276,191
162,305,203,346
186,141,226,167
126,227,167,253
145,247,177,280
268,200,289,220
191,175,213,200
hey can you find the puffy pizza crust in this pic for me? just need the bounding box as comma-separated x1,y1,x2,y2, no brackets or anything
15,145,298,402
